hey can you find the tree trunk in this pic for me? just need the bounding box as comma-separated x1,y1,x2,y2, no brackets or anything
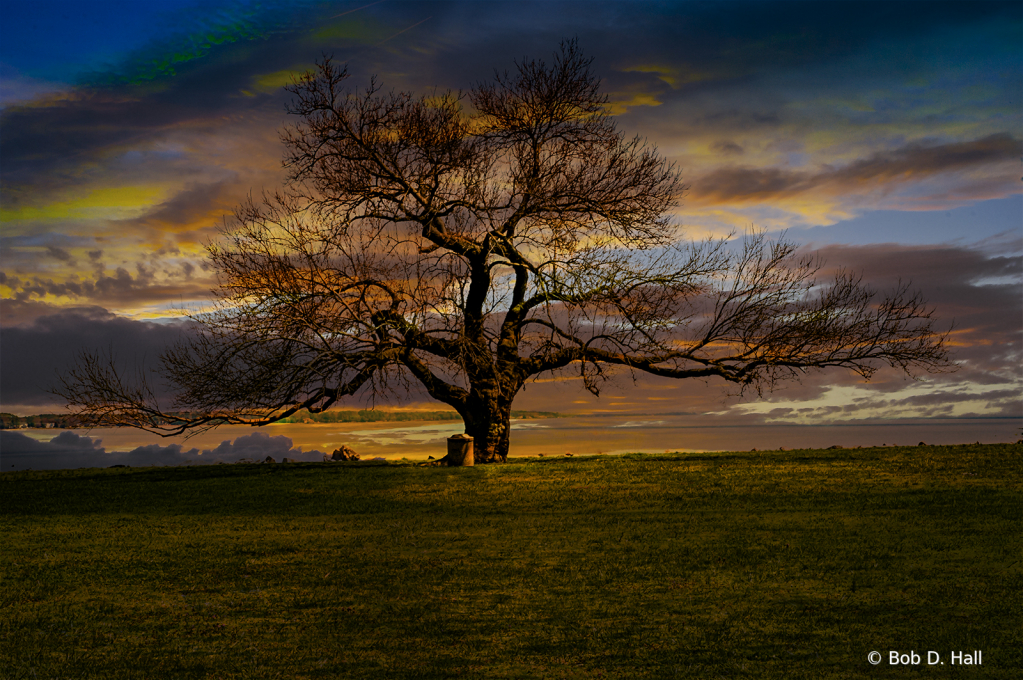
462,403,513,464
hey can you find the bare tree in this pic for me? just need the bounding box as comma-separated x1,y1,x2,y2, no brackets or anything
58,41,951,463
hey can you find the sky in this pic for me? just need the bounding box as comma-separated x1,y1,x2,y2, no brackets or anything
1,0,1020,436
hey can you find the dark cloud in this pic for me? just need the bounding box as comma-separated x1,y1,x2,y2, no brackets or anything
695,134,1021,203
5,265,212,309
838,134,1021,181
1,95,186,196
452,1,1021,87
96,267,147,294
200,432,324,461
45,246,74,262
118,179,241,234
0,430,325,471
0,309,193,409
0,50,291,201
711,140,744,156
697,166,797,201
891,389,1020,408
0,299,98,326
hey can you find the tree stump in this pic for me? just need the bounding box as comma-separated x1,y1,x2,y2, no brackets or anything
446,434,474,466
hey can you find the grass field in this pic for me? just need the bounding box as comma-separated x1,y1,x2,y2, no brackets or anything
1,443,1020,678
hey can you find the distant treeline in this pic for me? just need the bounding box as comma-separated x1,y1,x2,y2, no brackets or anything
0,413,83,429
276,409,562,424
0,409,562,429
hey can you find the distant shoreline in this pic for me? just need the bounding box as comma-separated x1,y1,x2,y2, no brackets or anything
0,409,563,430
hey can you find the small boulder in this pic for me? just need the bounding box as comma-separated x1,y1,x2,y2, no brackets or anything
918,442,927,447
331,446,360,462
827,445,843,450
264,456,276,464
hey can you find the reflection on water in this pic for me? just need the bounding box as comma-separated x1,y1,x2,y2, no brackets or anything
613,420,666,428
342,422,465,446
3,413,1018,472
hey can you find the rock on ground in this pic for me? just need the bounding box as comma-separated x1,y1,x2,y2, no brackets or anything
328,446,360,462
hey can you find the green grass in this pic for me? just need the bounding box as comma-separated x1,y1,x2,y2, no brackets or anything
1,444,1020,678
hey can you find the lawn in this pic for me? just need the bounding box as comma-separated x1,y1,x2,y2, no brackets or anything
1,443,1020,678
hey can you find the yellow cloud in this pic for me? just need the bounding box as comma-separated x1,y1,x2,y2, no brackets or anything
250,66,316,94
606,91,663,115
122,302,212,322
1,186,169,226
620,64,713,89
730,382,1016,422
602,63,717,115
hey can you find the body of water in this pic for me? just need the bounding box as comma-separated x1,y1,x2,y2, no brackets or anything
2,414,1018,472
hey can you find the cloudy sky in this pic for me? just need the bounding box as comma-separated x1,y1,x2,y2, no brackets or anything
1,0,1020,430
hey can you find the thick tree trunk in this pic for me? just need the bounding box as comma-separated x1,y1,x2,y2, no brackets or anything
462,403,513,464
